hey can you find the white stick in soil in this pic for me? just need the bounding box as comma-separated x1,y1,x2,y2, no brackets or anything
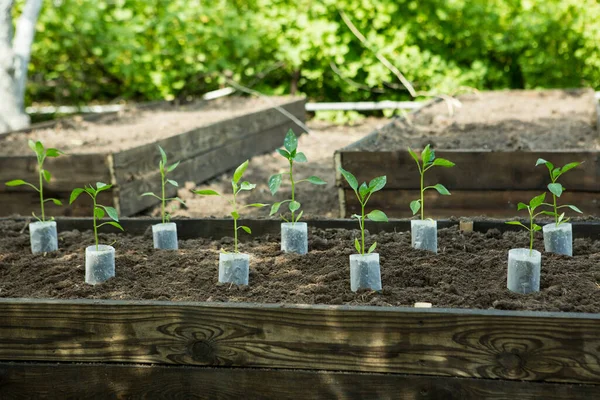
29,221,58,254
281,222,308,254
543,223,572,256
349,253,382,292
85,245,115,285
507,249,541,294
411,219,437,253
152,222,178,250
219,253,249,285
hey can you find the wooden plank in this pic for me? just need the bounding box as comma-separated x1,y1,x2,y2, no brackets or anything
0,190,115,218
117,120,301,216
111,98,306,183
0,299,599,384
0,363,598,400
338,150,600,191
341,189,600,218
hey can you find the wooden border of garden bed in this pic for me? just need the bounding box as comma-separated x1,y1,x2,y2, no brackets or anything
334,91,600,218
1,217,600,398
0,97,306,218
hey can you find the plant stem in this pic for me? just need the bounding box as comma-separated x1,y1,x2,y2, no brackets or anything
38,165,45,222
233,193,238,253
420,170,424,220
361,201,365,255
289,159,295,223
93,196,99,251
161,172,166,224
529,209,533,256
553,193,558,226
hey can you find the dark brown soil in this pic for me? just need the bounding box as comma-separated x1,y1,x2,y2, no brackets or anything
358,89,600,151
1,219,599,312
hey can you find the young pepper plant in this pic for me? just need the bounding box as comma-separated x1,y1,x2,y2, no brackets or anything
70,182,124,251
192,160,267,253
140,145,185,224
535,158,583,226
506,193,550,256
339,167,388,255
5,140,63,221
269,129,326,222
408,144,455,219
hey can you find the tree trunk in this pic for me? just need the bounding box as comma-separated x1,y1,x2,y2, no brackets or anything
0,0,42,134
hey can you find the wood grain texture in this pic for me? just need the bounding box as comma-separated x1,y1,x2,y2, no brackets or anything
341,188,600,218
0,299,599,384
111,98,306,183
337,150,600,191
0,190,115,217
1,363,598,400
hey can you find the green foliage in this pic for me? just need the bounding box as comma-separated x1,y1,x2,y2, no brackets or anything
408,144,454,220
269,129,326,223
22,0,600,106
506,193,550,255
140,145,185,224
535,158,583,226
5,140,63,222
69,182,124,250
192,160,267,253
339,167,388,255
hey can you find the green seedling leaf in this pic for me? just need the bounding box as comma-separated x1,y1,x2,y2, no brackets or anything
45,198,62,206
193,189,220,196
421,144,434,165
167,161,180,172
289,200,301,212
410,200,421,215
96,182,111,192
294,152,307,163
35,141,44,157
94,207,105,220
233,160,249,184
141,192,158,197
28,139,37,153
566,204,583,213
359,182,369,200
548,183,563,197
268,174,282,195
529,193,546,210
295,210,304,222
247,203,268,208
536,158,553,172
102,206,119,221
432,184,451,195
551,168,562,180
69,188,85,204
306,176,326,185
517,202,528,211
368,242,377,254
277,148,291,159
42,169,51,183
368,176,386,192
408,147,420,165
45,148,61,157
432,158,455,167
240,225,251,234
167,179,178,187
366,209,388,222
158,145,168,165
560,161,581,175
533,224,542,231
100,221,124,231
231,211,239,220
354,238,361,253
270,202,282,216
351,214,361,220
284,129,298,153
558,213,566,224
240,181,256,191
5,179,32,187
172,197,186,205
505,221,528,229
338,167,358,191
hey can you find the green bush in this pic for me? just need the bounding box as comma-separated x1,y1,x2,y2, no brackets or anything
23,0,600,105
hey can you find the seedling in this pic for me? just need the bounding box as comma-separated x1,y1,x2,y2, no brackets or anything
269,129,326,222
140,145,185,223
338,167,388,255
5,140,63,221
535,159,583,226
70,182,124,250
192,160,267,253
506,193,550,255
408,144,455,219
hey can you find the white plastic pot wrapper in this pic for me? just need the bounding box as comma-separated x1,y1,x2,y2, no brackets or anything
543,223,572,256
29,221,58,254
281,222,308,254
507,248,541,294
152,222,178,250
85,245,115,285
349,253,382,292
219,253,250,285
411,219,438,253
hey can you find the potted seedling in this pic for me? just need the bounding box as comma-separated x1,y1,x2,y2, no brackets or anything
269,129,326,254
5,140,63,254
408,144,455,253
141,145,185,250
338,167,388,292
70,182,124,285
192,160,267,285
505,193,548,294
535,159,583,256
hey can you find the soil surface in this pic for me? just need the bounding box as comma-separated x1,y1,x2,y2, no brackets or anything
1,219,599,312
358,89,600,151
0,96,297,155
152,118,386,219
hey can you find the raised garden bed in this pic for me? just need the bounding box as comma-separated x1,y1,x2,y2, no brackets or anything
335,89,600,218
0,217,599,398
0,96,306,217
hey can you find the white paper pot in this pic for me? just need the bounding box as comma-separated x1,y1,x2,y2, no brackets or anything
349,253,382,292
29,221,58,254
411,219,437,253
152,222,178,250
85,245,115,285
507,248,541,294
281,222,308,254
543,223,572,256
219,253,249,285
